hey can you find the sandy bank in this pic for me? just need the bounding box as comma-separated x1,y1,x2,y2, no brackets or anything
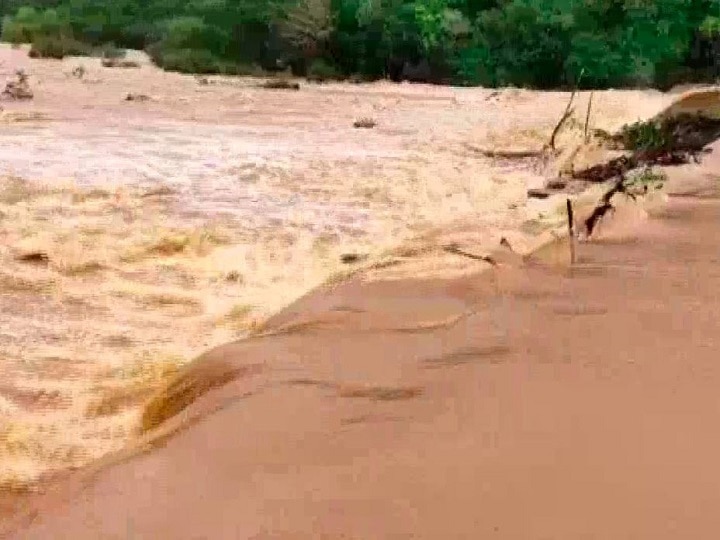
4,140,720,537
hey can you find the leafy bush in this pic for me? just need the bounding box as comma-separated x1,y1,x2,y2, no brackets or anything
2,7,71,44
152,47,221,74
98,42,126,59
142,15,233,73
2,7,41,43
451,46,493,86
2,6,89,60
29,35,89,59
700,15,720,38
1,14,29,44
306,58,341,81
159,17,229,57
29,36,65,58
217,62,266,76
619,120,673,153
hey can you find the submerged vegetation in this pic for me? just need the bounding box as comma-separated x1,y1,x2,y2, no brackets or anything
617,113,720,155
0,1,719,87
572,112,720,185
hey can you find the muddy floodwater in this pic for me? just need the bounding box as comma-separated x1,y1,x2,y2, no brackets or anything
0,43,674,492
5,150,720,538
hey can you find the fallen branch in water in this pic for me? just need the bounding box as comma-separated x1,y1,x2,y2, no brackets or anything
573,155,634,183
465,144,545,159
468,73,583,161
582,172,654,238
583,178,628,237
443,244,497,266
582,165,669,238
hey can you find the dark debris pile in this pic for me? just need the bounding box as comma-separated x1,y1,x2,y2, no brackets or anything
576,113,720,182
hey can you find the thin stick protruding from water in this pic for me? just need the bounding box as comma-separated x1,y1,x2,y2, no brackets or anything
584,92,594,143
549,91,575,151
566,198,576,265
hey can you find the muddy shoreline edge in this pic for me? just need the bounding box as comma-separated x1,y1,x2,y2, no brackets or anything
3,137,719,534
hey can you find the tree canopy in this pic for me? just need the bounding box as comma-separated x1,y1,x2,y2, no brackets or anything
1,0,719,88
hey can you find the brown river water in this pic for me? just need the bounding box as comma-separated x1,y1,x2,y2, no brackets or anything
0,42,685,505
3,146,720,538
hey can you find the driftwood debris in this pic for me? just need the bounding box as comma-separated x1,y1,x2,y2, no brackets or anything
552,109,720,239
259,79,300,90
466,144,545,159
547,179,568,190
340,253,368,264
573,149,699,184
125,93,150,102
572,155,634,183
443,244,497,266
527,188,552,199
2,70,33,100
353,117,377,129
582,163,664,239
583,178,629,237
16,250,50,265
574,113,720,183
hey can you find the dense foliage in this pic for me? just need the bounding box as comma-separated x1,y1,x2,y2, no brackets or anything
1,0,719,88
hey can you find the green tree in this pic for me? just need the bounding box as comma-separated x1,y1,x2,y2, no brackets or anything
0,0,717,86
